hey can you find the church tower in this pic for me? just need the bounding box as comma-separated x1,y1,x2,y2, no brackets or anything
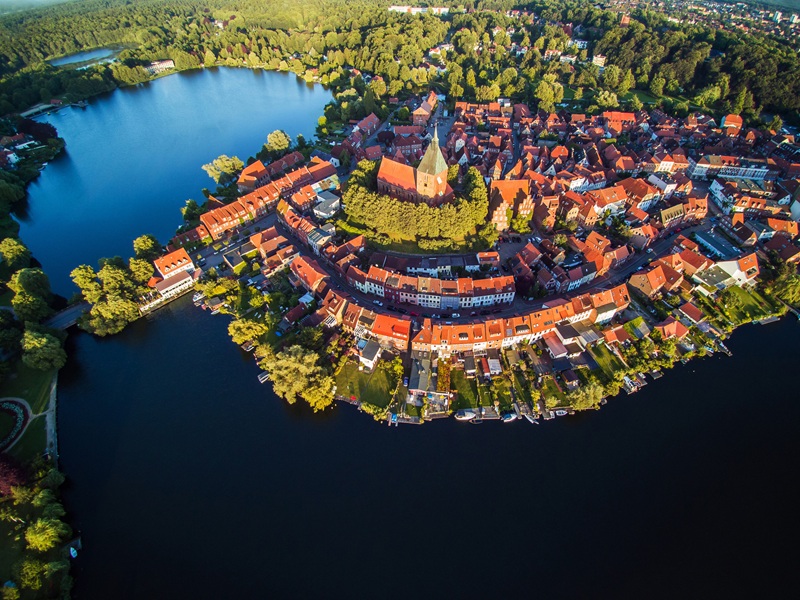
415,126,449,202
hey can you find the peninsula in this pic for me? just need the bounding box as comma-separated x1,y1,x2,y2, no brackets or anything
127,94,795,425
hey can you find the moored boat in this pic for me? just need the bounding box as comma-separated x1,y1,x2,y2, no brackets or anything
455,409,477,421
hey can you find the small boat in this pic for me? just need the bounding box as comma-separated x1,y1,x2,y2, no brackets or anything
257,372,270,384
69,547,78,558
192,292,205,303
501,412,518,423
455,409,477,421
524,414,536,424
554,409,569,417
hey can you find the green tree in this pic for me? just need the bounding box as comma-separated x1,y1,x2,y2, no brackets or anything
447,164,460,185
70,265,102,304
510,213,532,234
0,238,31,271
629,95,643,111
132,234,161,262
201,155,244,184
567,382,605,411
260,345,334,411
128,257,154,285
21,330,66,370
25,518,70,552
266,130,292,155
603,64,621,90
618,69,635,95
228,318,269,345
8,268,50,299
649,76,666,97
11,292,51,323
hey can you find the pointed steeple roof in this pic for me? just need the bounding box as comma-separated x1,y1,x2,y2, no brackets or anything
417,125,448,176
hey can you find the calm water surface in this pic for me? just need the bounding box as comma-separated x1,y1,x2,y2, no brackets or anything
49,48,116,67
20,68,800,598
58,304,800,599
19,68,331,294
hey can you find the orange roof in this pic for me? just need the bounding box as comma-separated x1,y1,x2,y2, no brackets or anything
154,248,192,277
377,157,417,193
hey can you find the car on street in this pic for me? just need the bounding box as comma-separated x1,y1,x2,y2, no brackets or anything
452,313,461,318
373,300,383,307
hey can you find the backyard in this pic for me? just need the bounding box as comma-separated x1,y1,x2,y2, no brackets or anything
335,359,396,408
451,369,478,409
588,343,627,380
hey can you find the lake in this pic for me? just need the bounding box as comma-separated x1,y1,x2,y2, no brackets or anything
49,47,117,67
18,67,331,294
20,68,800,598
57,301,800,599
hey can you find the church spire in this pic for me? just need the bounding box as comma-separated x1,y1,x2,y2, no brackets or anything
417,123,448,176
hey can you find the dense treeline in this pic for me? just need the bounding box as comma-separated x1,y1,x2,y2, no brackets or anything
3,0,798,119
343,160,491,249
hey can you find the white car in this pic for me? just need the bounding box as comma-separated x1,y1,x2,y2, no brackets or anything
373,300,383,307
452,313,461,318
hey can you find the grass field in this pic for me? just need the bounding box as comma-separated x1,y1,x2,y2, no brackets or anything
589,343,627,379
0,409,16,440
541,376,567,408
511,370,533,405
9,415,47,461
335,360,395,408
0,362,55,415
451,369,478,409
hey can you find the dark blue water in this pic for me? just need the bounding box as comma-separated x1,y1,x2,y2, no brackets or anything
18,68,331,294
58,299,800,599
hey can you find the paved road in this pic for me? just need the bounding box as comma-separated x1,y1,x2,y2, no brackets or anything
45,301,91,330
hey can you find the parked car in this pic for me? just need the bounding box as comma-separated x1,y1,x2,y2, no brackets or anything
373,300,383,307
452,313,461,318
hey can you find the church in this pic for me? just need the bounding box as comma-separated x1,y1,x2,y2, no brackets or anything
376,128,454,206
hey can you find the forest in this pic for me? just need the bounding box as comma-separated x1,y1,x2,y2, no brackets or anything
0,0,798,122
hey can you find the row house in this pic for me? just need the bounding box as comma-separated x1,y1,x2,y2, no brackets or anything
687,155,775,180
347,266,516,309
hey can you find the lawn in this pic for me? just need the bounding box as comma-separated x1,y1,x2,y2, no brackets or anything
9,415,47,462
589,343,627,379
724,286,773,323
541,376,567,408
0,409,16,440
0,362,55,415
489,376,513,408
451,369,478,409
511,370,533,405
335,360,395,408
